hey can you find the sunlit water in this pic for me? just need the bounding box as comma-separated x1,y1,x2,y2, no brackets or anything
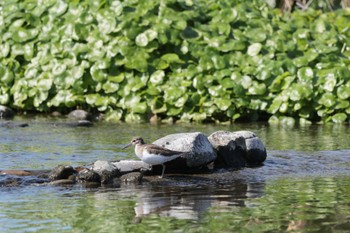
0,116,350,232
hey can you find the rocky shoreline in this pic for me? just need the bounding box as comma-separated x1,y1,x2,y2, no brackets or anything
0,130,267,188
1,105,267,188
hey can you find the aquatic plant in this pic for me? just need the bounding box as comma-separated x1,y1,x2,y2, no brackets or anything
0,0,349,123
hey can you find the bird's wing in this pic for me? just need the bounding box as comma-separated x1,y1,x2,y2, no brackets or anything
146,144,183,157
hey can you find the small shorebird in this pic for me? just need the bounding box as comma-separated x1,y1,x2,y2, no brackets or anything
122,137,184,178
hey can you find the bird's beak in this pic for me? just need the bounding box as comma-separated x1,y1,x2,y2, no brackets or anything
122,143,132,150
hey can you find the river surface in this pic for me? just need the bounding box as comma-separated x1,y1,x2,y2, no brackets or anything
0,116,350,232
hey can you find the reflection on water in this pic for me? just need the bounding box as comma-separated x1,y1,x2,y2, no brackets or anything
0,117,350,232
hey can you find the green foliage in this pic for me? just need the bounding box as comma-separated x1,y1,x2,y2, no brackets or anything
0,0,350,123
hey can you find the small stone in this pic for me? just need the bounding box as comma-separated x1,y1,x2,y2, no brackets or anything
67,109,91,120
120,172,143,184
65,120,93,127
93,160,119,184
77,169,101,183
49,165,78,181
0,105,14,119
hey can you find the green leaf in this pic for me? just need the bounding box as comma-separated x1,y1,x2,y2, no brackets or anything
105,109,123,122
216,98,231,111
247,43,262,56
323,74,337,92
245,28,267,42
108,73,125,83
337,85,350,100
12,28,38,43
248,82,266,95
297,67,314,81
319,92,336,107
332,113,347,123
161,53,183,63
150,70,165,84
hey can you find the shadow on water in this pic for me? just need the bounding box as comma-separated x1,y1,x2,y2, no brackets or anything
1,116,350,232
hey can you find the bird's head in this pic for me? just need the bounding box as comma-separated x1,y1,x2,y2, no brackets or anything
122,137,145,149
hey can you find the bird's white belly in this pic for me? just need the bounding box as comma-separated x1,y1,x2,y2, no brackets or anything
141,151,180,165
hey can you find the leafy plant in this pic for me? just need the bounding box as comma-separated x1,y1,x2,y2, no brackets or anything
0,0,349,123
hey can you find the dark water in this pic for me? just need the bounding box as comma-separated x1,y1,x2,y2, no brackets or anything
1,117,350,232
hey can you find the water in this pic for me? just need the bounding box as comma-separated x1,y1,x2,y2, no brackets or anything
1,116,350,232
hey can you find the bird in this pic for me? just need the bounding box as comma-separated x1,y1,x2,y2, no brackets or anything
122,137,184,178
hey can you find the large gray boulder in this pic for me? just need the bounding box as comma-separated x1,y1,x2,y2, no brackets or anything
152,132,217,168
0,105,14,119
208,130,266,168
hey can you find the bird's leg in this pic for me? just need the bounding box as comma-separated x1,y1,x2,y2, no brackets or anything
159,164,166,178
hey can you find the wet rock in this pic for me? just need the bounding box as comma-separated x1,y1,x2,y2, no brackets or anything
77,169,101,183
120,172,143,184
1,170,32,176
0,122,29,128
93,160,120,184
49,179,75,185
0,176,22,187
0,175,49,187
153,132,217,168
52,120,93,128
244,131,267,164
208,131,267,168
67,109,91,120
49,165,78,181
0,105,14,119
112,160,152,174
65,120,93,127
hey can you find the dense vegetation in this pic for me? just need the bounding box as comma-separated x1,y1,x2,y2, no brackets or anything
0,0,350,123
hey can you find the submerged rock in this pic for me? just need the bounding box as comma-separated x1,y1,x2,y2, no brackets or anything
208,130,267,168
120,172,143,184
49,179,75,185
49,165,78,181
152,132,217,168
0,105,14,119
65,120,93,127
0,174,48,187
0,122,29,128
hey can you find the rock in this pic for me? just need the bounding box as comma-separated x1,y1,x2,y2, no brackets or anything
208,130,267,168
0,175,49,187
49,165,78,181
0,176,22,187
120,172,143,184
0,105,14,119
0,170,32,176
49,179,75,185
52,120,93,128
152,132,217,168
67,109,91,120
77,169,101,183
244,132,267,164
0,122,29,128
65,120,93,127
112,160,152,174
93,160,120,184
